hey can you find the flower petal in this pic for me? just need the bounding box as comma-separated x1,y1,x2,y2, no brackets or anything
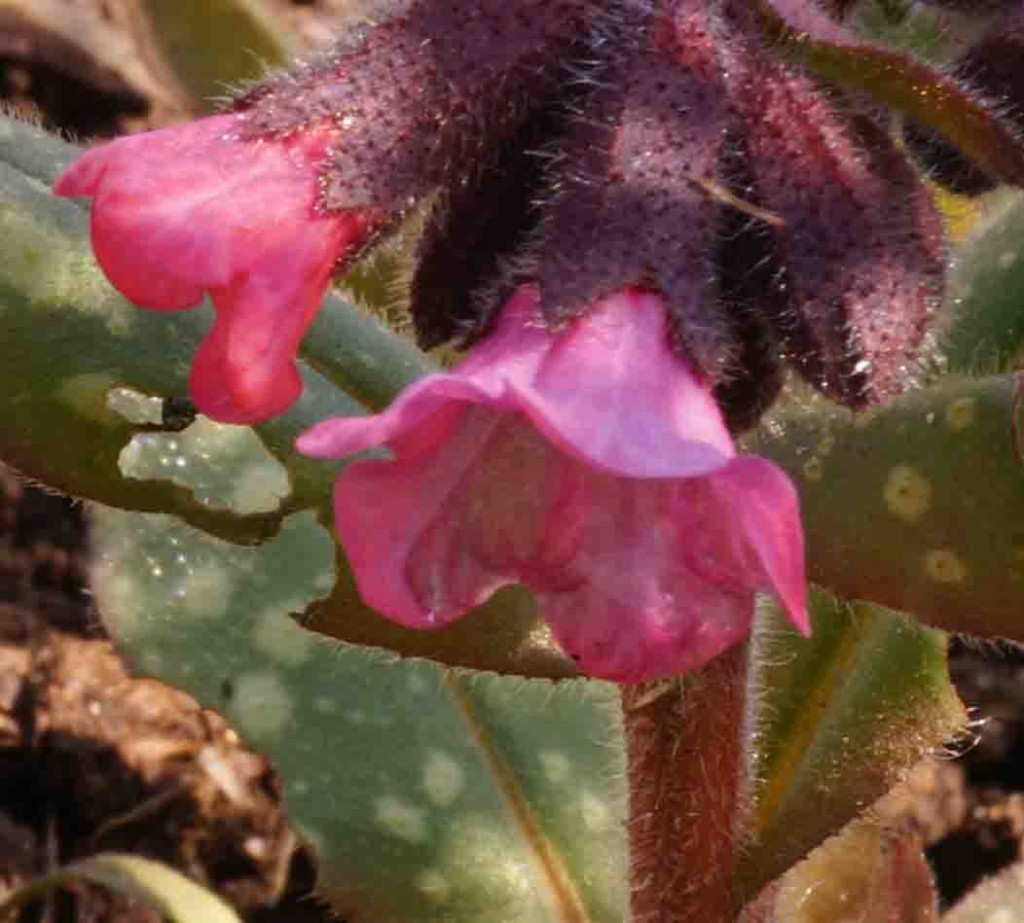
188,254,332,423
299,286,736,477
537,458,807,681
299,286,808,682
326,408,562,627
320,404,804,682
711,455,809,635
54,114,373,422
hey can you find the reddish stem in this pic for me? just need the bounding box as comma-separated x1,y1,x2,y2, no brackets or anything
623,643,750,923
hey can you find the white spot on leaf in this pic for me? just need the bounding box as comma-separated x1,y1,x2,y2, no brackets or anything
923,549,969,585
883,466,932,524
802,457,824,482
107,387,163,425
232,671,293,741
375,796,428,843
580,791,612,832
252,607,315,666
98,573,142,634
178,564,232,620
539,751,571,784
422,751,465,807
945,397,977,432
415,869,451,903
406,674,430,695
231,461,291,515
313,696,339,715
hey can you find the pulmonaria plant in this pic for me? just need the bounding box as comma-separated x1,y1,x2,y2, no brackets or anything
11,0,1024,917
51,0,1022,680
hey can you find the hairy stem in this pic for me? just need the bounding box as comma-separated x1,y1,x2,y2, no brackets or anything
623,643,750,923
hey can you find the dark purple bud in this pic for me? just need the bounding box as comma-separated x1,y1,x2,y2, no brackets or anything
409,88,573,349
723,13,946,405
712,131,788,432
534,1,731,376
240,0,602,229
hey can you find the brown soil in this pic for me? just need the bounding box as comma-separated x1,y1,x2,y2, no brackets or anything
930,641,1024,907
0,471,334,921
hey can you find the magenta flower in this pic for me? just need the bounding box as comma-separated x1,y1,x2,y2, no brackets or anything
53,114,373,422
298,286,808,683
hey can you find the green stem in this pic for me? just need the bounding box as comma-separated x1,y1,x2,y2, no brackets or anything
299,292,436,412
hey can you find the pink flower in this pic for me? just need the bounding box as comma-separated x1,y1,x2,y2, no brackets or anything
53,114,374,423
298,286,808,683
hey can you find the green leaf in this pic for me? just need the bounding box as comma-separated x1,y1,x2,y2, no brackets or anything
300,283,437,412
0,853,242,923
757,820,939,922
0,116,82,188
944,190,1024,374
135,0,294,107
747,376,1024,642
737,590,965,899
756,0,1024,186
90,505,625,922
306,549,576,679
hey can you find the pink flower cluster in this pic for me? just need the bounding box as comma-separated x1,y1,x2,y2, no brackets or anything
57,0,997,679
